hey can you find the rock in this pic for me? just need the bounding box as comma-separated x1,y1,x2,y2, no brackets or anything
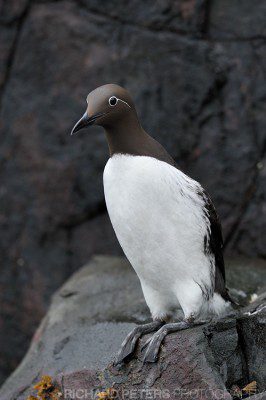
0,0,29,24
226,257,266,304
209,1,266,39
0,0,265,384
0,256,265,400
79,0,208,35
0,26,16,93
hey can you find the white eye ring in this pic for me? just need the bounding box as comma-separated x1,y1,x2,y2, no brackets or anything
109,96,118,106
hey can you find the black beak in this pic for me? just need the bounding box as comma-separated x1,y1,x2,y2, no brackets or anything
71,112,104,135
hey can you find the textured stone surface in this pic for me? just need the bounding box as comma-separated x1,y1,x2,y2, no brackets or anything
0,0,265,384
0,256,265,400
209,0,266,39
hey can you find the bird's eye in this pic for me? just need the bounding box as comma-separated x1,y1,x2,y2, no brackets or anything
109,96,118,106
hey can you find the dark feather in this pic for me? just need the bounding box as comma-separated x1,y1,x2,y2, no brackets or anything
199,189,234,303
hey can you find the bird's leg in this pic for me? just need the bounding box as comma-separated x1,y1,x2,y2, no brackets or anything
142,317,205,363
114,320,165,365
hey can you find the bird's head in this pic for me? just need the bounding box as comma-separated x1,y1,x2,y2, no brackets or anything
71,83,135,135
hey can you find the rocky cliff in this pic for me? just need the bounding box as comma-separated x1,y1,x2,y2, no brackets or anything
0,0,265,384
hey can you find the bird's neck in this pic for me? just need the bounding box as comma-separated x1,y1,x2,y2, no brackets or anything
103,113,176,168
103,113,147,157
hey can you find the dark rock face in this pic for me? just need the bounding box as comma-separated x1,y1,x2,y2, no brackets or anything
0,256,265,400
0,0,265,384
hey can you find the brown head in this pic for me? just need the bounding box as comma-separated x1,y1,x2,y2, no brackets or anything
71,83,175,166
71,84,138,133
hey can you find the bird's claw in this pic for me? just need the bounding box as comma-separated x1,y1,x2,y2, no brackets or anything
114,321,165,365
114,329,140,365
142,331,166,363
142,320,193,363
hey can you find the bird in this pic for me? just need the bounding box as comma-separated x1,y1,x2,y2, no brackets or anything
71,83,234,364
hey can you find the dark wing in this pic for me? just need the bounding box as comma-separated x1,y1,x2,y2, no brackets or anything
200,189,232,302
165,158,235,304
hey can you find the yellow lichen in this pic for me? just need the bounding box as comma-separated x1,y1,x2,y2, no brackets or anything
27,375,62,400
34,375,53,393
231,380,257,398
97,388,116,400
242,381,257,396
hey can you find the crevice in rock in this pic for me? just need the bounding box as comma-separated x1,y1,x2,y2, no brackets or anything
74,0,266,43
235,318,250,385
196,73,228,120
200,0,211,38
0,0,31,110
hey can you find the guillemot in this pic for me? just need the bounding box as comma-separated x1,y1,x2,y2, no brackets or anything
71,83,234,364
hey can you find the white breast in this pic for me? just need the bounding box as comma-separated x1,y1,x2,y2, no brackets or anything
103,154,224,320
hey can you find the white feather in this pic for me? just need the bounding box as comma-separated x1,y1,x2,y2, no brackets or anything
103,154,229,320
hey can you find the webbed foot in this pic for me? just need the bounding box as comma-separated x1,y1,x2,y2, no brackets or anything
114,320,164,365
142,320,194,363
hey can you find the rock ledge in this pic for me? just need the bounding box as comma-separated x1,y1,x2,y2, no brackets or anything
0,256,265,400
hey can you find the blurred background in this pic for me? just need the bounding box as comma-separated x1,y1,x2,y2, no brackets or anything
0,0,265,386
